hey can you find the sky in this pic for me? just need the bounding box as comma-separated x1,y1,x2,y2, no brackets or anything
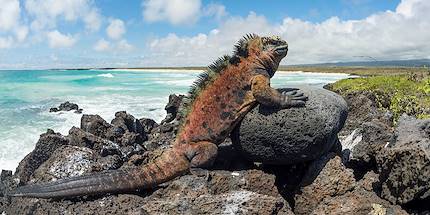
0,0,429,69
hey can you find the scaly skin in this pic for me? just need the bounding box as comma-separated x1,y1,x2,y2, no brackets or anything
9,34,307,198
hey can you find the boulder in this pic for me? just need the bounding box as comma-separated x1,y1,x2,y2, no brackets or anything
80,114,112,139
232,86,348,164
32,145,95,182
377,114,430,204
14,129,69,184
294,153,356,215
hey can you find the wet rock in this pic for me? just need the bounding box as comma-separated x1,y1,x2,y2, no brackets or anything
161,94,185,124
232,86,348,164
294,153,356,215
311,189,408,215
49,101,81,113
14,129,69,184
81,114,112,139
377,115,430,204
32,145,95,182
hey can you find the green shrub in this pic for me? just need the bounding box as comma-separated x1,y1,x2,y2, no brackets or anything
330,76,430,123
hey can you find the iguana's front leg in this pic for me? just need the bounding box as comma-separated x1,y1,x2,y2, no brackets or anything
251,74,308,108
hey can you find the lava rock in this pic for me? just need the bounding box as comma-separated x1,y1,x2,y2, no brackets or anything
341,119,394,178
80,114,112,139
14,129,69,184
325,88,393,136
377,114,430,204
138,118,158,134
294,153,356,215
161,94,185,124
141,170,293,214
111,111,137,133
49,101,81,113
232,86,348,164
93,155,123,171
67,126,119,154
2,194,148,214
311,189,408,215
32,145,95,182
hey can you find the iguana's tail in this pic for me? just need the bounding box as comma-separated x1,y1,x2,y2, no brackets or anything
8,148,190,198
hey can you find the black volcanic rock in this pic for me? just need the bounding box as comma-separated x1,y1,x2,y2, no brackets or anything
232,86,348,165
14,129,69,184
50,101,82,113
377,114,430,204
161,94,185,124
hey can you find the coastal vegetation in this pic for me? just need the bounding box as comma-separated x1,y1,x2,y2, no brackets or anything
327,67,430,123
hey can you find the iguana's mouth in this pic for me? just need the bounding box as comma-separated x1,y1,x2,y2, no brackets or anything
274,45,288,55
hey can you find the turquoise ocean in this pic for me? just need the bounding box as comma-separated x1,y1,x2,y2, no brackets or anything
0,69,351,171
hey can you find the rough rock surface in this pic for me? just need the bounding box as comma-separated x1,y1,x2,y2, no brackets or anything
311,189,408,215
341,119,394,178
32,145,95,183
232,86,348,164
14,129,69,184
3,88,428,214
161,94,185,124
50,101,82,114
377,114,430,205
294,153,356,215
141,170,292,215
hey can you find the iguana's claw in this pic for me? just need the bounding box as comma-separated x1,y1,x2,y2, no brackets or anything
280,90,308,108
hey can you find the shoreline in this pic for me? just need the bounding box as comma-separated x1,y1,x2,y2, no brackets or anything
107,68,352,76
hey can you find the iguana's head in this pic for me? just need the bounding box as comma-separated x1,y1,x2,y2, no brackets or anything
235,34,288,76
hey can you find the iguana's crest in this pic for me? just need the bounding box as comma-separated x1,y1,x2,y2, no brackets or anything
179,34,261,122
234,33,258,57
180,55,231,120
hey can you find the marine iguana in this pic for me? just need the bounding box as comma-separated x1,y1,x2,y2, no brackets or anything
9,34,308,198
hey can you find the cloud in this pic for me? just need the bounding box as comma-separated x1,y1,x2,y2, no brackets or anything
142,0,202,25
117,39,133,52
0,0,28,48
144,0,430,66
46,30,77,48
203,3,227,20
93,38,133,53
106,19,126,40
24,0,102,31
0,36,14,49
0,0,20,31
93,38,111,51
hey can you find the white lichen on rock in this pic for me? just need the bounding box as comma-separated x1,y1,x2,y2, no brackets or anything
48,146,94,181
222,190,253,214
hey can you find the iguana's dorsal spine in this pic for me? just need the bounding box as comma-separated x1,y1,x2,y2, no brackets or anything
180,33,259,125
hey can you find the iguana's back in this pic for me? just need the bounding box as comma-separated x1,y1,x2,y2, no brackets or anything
176,59,257,145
